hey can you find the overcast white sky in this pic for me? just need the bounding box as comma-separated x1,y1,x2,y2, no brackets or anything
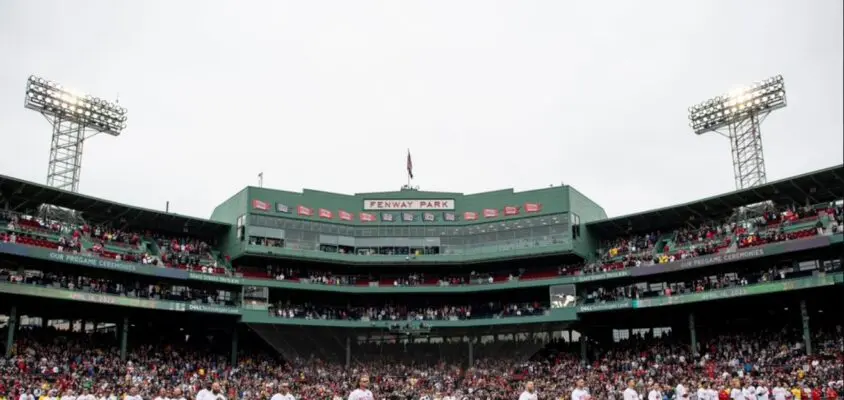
0,0,841,220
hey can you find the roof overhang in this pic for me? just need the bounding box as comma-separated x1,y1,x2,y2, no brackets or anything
0,174,230,237
586,164,844,237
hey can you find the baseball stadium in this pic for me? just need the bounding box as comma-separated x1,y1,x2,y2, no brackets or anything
1,5,843,397
1,158,843,399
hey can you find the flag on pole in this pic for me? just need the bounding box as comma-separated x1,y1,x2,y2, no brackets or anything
407,150,414,179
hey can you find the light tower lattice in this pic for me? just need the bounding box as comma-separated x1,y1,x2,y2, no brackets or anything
688,75,786,190
24,75,128,194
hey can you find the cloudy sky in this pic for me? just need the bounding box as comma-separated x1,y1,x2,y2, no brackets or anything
0,0,841,220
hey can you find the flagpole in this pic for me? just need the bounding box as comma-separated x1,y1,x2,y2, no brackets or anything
406,149,411,189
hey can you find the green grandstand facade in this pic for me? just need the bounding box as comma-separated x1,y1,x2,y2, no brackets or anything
1,164,842,365
211,184,607,263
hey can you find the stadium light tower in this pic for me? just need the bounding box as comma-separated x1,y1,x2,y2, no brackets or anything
688,75,786,190
24,75,128,193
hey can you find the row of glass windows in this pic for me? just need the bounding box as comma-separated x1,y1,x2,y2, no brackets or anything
278,223,569,245
280,234,568,255
249,213,571,237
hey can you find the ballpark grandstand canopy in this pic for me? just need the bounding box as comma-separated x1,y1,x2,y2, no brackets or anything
0,174,229,237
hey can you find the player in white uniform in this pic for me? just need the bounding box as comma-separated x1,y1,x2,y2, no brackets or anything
696,381,709,400
125,387,143,400
742,383,756,400
622,379,640,400
646,383,661,400
518,382,538,400
675,380,689,400
771,381,789,400
571,379,590,400
755,380,770,400
348,376,374,400
152,388,169,400
271,383,296,400
729,379,743,400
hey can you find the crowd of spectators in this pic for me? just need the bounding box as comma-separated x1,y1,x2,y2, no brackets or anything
269,302,545,322
3,201,841,288
252,267,515,288
0,323,841,400
0,211,225,275
0,269,238,307
236,202,842,290
153,236,215,271
581,265,803,305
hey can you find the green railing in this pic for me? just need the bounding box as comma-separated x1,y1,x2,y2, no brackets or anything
0,272,838,326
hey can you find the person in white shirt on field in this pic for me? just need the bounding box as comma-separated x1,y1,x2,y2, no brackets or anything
742,383,756,400
519,381,538,400
197,383,225,400
729,379,743,400
675,380,689,400
755,381,770,400
622,379,640,400
771,382,788,400
125,387,143,400
348,376,374,400
271,383,295,400
571,379,590,400
77,389,96,400
707,384,719,400
153,388,169,400
695,381,709,400
646,383,661,400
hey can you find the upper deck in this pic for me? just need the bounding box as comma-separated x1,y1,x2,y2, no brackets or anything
211,184,606,264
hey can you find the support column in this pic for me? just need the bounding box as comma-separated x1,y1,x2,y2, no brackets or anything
345,336,351,369
688,313,697,356
120,317,129,361
231,327,239,366
579,332,588,365
800,300,812,356
5,306,17,358
468,338,474,367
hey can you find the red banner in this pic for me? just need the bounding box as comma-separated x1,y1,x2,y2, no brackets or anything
524,203,542,213
504,206,520,216
339,210,353,221
359,212,376,222
297,205,313,216
463,211,478,221
483,208,499,218
318,208,333,219
252,199,270,211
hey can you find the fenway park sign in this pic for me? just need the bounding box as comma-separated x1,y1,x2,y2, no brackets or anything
364,199,455,211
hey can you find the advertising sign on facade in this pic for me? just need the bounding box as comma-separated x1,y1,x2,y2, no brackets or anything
363,199,455,211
